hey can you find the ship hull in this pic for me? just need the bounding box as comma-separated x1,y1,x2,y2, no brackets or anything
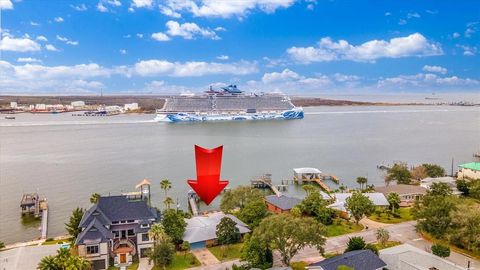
154,108,304,122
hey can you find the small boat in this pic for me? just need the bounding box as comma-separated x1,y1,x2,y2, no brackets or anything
5,116,15,120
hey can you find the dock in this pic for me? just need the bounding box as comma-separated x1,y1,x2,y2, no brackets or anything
292,168,339,193
187,191,199,216
20,193,48,239
251,174,285,196
40,208,48,239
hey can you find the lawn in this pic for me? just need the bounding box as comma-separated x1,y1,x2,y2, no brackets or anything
290,261,308,270
368,207,413,224
151,252,201,270
42,238,70,245
325,219,364,237
208,243,243,261
372,241,401,250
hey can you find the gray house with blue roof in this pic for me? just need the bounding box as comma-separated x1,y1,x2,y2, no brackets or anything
75,184,159,270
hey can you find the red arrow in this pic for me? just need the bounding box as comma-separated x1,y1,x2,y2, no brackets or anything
187,145,229,205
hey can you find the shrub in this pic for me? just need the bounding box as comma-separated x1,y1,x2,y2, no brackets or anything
431,244,450,258
345,236,366,252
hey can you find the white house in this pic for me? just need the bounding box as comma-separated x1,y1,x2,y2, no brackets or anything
458,162,480,180
327,192,389,217
124,103,139,111
71,101,86,107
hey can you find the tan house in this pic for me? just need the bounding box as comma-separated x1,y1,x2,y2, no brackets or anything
458,162,480,180
375,185,427,207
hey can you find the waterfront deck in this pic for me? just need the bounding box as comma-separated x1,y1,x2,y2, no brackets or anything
188,191,199,216
292,168,339,192
251,174,286,196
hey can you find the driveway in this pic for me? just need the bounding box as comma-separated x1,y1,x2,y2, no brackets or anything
137,257,153,270
191,248,220,266
0,244,61,270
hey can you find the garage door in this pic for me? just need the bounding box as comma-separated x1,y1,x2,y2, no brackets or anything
91,259,106,270
190,241,206,249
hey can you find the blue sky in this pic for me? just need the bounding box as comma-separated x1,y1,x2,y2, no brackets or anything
0,0,479,95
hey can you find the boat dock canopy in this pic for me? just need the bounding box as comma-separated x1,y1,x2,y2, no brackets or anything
293,167,322,179
293,167,322,174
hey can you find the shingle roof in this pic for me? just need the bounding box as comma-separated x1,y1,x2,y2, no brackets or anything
183,212,250,243
375,184,427,196
97,195,157,222
308,250,386,270
75,218,114,245
264,195,302,210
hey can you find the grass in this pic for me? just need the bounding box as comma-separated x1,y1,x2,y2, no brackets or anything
208,243,243,261
420,232,480,260
323,253,340,259
42,238,70,245
150,252,202,270
290,261,308,270
368,207,414,224
372,241,401,250
325,219,364,237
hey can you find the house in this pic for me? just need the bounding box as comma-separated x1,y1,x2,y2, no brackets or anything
327,193,389,217
379,244,465,270
75,193,159,270
183,212,250,249
124,103,139,111
420,176,462,195
458,162,480,180
307,250,387,270
375,184,427,207
264,195,302,213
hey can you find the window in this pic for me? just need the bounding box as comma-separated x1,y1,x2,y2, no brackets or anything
86,245,99,254
141,233,149,242
127,229,135,236
112,221,119,224
140,223,149,228
113,231,119,238
127,220,135,223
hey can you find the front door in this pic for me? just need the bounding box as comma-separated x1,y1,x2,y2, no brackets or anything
120,253,126,264
121,230,127,239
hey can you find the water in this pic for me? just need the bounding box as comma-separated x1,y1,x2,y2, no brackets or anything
1,105,479,244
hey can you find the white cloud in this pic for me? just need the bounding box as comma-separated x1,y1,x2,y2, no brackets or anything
36,36,48,42
71,4,88,11
457,45,477,56
45,44,59,51
17,57,42,63
119,49,127,54
398,19,407,25
56,35,79,46
151,32,170,41
0,36,41,52
160,6,182,18
30,21,40,26
452,32,461,39
165,20,219,40
378,73,479,89
422,65,447,74
134,59,257,77
262,68,301,83
384,12,391,16
426,9,438,15
465,21,478,38
159,0,295,18
136,33,144,38
97,2,108,12
287,33,443,63
107,0,121,6
217,55,229,60
214,27,227,32
407,12,420,19
131,0,152,8
0,0,13,9
54,17,64,23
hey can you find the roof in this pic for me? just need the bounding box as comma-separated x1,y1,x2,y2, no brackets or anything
293,168,322,174
80,195,157,227
459,162,480,171
183,212,250,243
420,176,456,184
135,178,152,189
308,250,386,270
379,244,464,270
333,193,389,206
375,184,427,196
265,195,302,210
75,218,114,245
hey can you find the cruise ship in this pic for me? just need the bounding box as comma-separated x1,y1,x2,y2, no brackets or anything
154,85,304,122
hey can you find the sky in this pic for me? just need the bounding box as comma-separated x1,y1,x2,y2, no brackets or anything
0,0,479,95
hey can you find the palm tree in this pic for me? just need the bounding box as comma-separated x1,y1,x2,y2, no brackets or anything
163,197,174,210
90,193,100,204
387,192,401,213
66,255,91,270
356,177,368,190
149,223,168,243
302,185,316,195
160,179,172,197
376,228,390,247
38,255,59,270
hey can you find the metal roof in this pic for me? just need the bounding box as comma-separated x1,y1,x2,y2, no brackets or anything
293,168,322,174
264,195,302,210
459,162,480,171
333,192,389,206
183,212,250,243
308,250,386,270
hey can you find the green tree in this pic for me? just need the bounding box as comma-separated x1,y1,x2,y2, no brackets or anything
162,209,187,244
216,217,240,245
365,243,379,255
181,241,190,258
240,233,273,269
298,189,336,225
160,179,172,198
0,241,4,249
376,228,390,247
385,163,412,185
163,197,174,210
431,244,450,258
447,203,480,253
422,164,446,178
345,236,366,252
252,214,326,266
149,238,175,270
456,179,470,196
64,207,84,243
38,255,60,270
237,199,269,228
356,177,368,190
345,191,375,224
468,180,480,199
429,182,453,196
387,192,401,213
38,248,90,270
89,193,100,204
220,186,264,213
149,223,168,243
337,266,354,270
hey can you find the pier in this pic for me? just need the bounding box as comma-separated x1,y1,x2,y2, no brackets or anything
187,191,199,216
20,193,48,239
292,168,339,193
250,174,286,196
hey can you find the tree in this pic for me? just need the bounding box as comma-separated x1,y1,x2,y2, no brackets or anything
0,241,4,249
298,189,335,225
163,197,174,210
387,192,401,213
38,248,90,270
149,238,175,270
65,207,84,243
38,255,60,270
345,192,375,224
89,193,100,204
356,177,368,190
237,199,269,228
149,223,168,243
422,164,445,178
410,165,428,180
456,179,470,196
385,163,412,185
345,236,366,252
252,214,326,266
240,233,273,269
365,243,379,255
447,203,480,253
468,179,480,199
216,217,240,246
376,228,390,247
181,241,190,258
431,244,450,258
220,186,264,213
428,182,453,196
162,209,187,244
160,179,172,197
